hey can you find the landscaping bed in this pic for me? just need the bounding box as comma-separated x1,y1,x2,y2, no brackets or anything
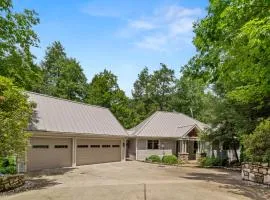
145,155,183,166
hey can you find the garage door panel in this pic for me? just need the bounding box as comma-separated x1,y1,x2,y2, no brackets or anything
76,139,121,165
27,138,72,171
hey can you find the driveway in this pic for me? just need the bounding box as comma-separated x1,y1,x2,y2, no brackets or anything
1,161,269,200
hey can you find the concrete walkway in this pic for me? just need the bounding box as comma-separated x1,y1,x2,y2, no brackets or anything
1,161,269,200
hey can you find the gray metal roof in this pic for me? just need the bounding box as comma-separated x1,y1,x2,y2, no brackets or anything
129,111,208,138
27,92,127,136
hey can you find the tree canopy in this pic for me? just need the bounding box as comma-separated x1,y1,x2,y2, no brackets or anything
41,41,87,101
181,0,270,161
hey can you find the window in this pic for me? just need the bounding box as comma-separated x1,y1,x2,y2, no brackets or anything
90,145,100,148
112,145,120,148
54,145,68,148
147,140,159,149
32,145,49,149
77,145,88,148
102,145,111,148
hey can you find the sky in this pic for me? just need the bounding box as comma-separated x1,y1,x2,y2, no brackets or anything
14,0,209,96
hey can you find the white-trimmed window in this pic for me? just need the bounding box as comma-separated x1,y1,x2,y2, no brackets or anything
147,140,159,149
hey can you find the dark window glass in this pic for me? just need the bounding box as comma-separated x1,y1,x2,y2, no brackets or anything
32,145,49,149
54,145,68,148
90,145,100,148
147,140,153,149
153,140,159,149
77,145,88,148
102,145,111,148
112,145,120,148
147,140,159,149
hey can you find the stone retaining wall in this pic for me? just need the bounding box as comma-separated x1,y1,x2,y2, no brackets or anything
0,174,25,192
242,162,270,185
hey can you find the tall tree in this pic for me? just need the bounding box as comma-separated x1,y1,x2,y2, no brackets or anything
172,74,215,122
86,69,137,128
132,67,155,120
41,42,87,101
0,0,41,91
182,0,270,159
41,41,66,95
150,63,175,111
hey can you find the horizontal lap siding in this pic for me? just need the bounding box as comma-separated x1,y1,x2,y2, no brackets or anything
137,150,172,160
136,138,175,160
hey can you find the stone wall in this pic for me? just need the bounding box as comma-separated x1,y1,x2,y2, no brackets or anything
242,162,270,185
179,153,189,162
0,174,25,192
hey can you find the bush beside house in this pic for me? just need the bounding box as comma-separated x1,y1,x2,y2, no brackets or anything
146,155,181,165
0,157,17,175
199,157,228,167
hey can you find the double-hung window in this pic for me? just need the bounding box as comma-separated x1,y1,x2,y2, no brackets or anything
147,140,159,149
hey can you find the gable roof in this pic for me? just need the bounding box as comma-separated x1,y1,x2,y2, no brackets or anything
27,92,127,136
129,111,208,138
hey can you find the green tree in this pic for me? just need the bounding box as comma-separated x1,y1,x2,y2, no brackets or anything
172,74,215,122
86,69,137,128
0,0,41,91
41,42,87,101
183,0,270,153
150,63,175,111
41,41,66,95
0,76,33,156
132,67,156,120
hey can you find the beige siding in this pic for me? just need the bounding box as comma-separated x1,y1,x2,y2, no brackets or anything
76,139,121,165
137,139,147,150
137,150,172,160
160,139,177,154
27,137,72,171
136,138,176,160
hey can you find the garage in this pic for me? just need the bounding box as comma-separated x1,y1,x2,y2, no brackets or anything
27,137,72,171
76,139,121,165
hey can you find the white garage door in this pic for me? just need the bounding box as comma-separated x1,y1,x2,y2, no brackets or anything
76,139,121,165
27,137,72,171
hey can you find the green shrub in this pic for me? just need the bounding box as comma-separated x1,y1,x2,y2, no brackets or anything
243,119,270,163
199,156,228,167
162,155,178,165
0,156,17,174
146,155,161,162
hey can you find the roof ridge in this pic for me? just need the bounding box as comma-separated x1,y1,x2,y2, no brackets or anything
133,111,159,136
177,124,196,128
26,91,109,110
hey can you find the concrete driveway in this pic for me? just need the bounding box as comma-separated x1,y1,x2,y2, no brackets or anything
1,161,269,200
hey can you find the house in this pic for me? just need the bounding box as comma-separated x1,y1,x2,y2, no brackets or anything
126,111,209,162
20,92,128,172
20,92,210,172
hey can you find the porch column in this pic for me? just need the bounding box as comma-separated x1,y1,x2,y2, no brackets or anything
178,139,189,162
180,140,183,153
198,141,201,153
184,140,187,153
123,138,127,161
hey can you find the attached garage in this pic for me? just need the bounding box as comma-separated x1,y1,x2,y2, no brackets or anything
24,92,127,172
27,137,72,171
76,139,121,165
